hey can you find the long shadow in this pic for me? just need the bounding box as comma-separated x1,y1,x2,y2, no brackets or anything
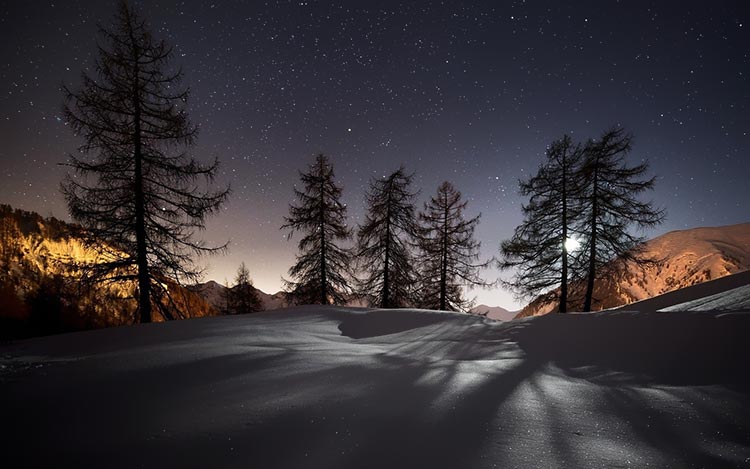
4,308,750,468
507,311,750,466
0,348,292,468
117,332,543,469
595,386,748,467
337,308,452,339
511,311,750,388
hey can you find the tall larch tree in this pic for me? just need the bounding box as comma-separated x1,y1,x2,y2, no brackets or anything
356,167,419,308
61,1,229,323
500,135,585,313
578,128,665,312
282,154,353,305
417,181,490,311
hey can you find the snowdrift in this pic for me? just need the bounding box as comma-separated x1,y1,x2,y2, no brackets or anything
2,303,749,468
618,269,750,313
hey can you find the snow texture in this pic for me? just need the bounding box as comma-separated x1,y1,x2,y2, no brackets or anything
2,301,750,467
661,284,750,312
619,269,750,313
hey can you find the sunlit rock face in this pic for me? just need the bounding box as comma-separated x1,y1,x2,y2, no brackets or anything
0,205,217,334
517,223,750,318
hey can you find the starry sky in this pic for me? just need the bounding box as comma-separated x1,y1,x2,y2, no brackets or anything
1,1,748,309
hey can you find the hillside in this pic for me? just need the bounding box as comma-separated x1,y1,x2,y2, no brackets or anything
517,223,750,318
2,288,749,467
0,205,216,337
617,269,750,313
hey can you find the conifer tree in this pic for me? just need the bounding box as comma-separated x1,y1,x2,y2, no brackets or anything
0,212,20,277
61,1,229,323
356,167,419,308
578,128,665,311
282,154,353,305
221,277,232,315
500,135,584,313
417,181,490,311
229,262,263,314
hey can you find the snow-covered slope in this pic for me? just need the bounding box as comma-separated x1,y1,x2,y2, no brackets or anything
618,269,750,313
518,223,750,317
2,302,749,468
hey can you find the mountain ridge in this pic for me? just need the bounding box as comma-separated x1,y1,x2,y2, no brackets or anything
516,222,750,318
0,204,217,337
468,304,517,321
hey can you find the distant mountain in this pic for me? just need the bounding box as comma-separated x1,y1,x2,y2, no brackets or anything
190,280,288,312
517,223,750,318
469,304,517,321
0,204,217,337
190,280,379,312
617,269,750,313
192,280,500,314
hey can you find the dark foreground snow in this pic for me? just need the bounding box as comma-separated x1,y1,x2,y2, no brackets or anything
2,305,750,468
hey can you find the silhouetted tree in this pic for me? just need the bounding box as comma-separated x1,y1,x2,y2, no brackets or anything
355,167,419,308
0,214,20,279
220,277,232,315
578,128,665,311
417,181,490,311
500,135,585,313
282,154,353,305
61,1,229,323
26,274,73,335
229,262,263,314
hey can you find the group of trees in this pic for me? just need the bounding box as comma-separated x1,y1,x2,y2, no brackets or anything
283,154,489,311
57,1,663,323
500,129,664,313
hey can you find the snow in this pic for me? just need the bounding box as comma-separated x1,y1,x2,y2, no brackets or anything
618,269,750,313
661,284,750,312
2,301,750,467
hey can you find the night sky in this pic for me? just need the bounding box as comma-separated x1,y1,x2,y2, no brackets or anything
1,1,748,309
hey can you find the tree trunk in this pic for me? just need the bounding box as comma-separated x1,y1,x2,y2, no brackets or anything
382,184,392,308
439,192,449,311
583,165,598,312
560,153,568,314
319,169,327,305
131,37,151,323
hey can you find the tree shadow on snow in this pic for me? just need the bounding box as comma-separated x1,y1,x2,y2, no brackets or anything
3,308,750,468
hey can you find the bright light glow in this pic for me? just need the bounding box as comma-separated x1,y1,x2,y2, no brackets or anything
565,237,581,252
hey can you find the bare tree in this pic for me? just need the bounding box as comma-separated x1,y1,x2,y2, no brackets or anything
578,128,665,311
61,1,229,323
356,167,419,308
0,207,21,278
500,135,585,313
228,262,263,314
417,181,491,311
282,154,353,305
